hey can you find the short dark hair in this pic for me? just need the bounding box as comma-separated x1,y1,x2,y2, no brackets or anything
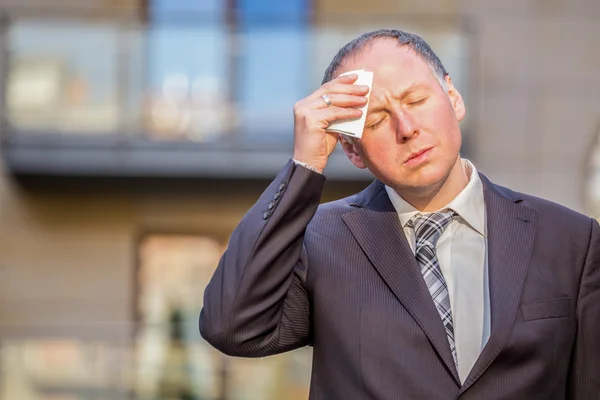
322,29,449,90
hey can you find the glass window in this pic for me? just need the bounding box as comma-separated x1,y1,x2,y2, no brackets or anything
235,27,309,143
141,0,231,142
143,24,230,142
3,4,473,154
235,0,310,144
7,20,121,133
149,0,224,19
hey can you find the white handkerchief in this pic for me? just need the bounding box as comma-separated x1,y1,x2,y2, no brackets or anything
325,69,373,139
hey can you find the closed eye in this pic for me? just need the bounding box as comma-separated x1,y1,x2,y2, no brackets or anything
366,116,386,129
408,97,428,106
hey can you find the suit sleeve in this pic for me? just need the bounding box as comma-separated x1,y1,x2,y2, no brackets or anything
568,218,600,399
199,159,325,357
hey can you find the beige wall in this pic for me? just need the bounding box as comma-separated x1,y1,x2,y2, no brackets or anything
463,0,600,213
0,161,365,339
0,0,142,13
315,0,461,16
0,167,251,340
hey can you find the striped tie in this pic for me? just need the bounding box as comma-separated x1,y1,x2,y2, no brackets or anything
410,211,457,367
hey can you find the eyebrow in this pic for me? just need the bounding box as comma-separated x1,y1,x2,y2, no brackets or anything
368,83,430,114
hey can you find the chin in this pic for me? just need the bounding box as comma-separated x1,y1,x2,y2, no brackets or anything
393,162,450,190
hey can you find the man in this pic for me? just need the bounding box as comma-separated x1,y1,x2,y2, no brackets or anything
200,29,600,399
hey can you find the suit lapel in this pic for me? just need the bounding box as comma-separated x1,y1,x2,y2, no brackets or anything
458,175,537,395
342,182,461,384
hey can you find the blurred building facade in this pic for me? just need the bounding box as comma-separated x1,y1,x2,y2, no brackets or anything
0,0,599,399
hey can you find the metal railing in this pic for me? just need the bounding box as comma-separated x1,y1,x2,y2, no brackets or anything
0,321,313,400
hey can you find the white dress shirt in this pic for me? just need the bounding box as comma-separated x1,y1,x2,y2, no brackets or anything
385,159,490,383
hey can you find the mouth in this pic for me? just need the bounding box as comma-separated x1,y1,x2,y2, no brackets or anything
404,147,434,166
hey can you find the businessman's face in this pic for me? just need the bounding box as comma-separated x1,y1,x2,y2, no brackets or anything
339,39,466,193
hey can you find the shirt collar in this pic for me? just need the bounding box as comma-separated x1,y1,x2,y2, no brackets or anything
384,159,486,237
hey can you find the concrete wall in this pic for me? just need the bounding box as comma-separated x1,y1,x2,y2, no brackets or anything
0,161,365,339
0,168,253,339
464,0,600,212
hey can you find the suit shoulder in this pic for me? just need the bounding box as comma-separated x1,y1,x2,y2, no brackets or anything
313,193,359,218
497,182,592,228
305,186,372,232
523,193,588,221
300,193,356,248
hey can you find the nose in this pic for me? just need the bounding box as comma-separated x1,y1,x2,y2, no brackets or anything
393,110,419,143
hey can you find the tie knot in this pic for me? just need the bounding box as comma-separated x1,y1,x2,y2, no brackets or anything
411,211,455,249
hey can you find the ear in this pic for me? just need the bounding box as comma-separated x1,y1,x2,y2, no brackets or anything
445,75,466,122
339,136,367,169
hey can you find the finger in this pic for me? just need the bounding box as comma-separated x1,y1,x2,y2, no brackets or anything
336,73,359,84
311,106,363,126
320,72,360,86
307,93,368,110
314,81,370,99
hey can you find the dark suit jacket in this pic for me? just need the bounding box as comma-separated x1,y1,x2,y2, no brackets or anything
200,160,600,399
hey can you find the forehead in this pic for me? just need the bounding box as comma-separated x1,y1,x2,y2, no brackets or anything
339,39,437,92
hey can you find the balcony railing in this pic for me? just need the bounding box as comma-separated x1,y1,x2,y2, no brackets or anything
0,321,313,400
0,8,475,179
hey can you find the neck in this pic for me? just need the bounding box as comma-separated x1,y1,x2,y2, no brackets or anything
397,158,470,212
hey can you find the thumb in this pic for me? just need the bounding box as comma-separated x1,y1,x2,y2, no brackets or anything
325,131,339,155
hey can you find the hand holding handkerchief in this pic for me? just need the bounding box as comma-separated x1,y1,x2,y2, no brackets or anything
325,69,373,139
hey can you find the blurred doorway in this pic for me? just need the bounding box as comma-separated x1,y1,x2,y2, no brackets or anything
134,233,226,400
133,233,313,400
